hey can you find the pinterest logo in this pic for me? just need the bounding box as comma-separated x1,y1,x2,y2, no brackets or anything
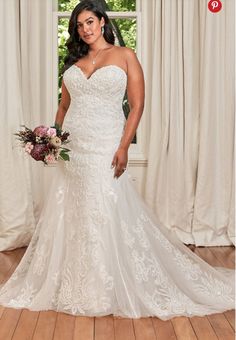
208,0,222,13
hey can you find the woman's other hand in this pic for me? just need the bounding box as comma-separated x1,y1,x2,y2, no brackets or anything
111,147,128,178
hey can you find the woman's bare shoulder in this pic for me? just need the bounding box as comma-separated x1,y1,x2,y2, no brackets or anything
112,45,135,56
112,46,137,64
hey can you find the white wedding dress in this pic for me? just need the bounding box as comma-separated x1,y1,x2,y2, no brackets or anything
0,64,234,320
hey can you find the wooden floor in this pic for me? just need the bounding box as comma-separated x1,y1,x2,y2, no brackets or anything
0,245,234,340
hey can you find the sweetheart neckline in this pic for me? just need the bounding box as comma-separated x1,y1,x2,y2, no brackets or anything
72,64,127,80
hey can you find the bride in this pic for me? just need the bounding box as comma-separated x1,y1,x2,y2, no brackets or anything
0,0,234,320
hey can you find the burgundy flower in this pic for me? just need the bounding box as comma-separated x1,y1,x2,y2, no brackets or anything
31,144,50,161
61,132,70,142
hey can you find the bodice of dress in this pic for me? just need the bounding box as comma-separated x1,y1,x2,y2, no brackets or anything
62,65,127,155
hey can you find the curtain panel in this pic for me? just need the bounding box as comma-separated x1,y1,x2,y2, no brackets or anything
143,0,235,246
0,0,54,250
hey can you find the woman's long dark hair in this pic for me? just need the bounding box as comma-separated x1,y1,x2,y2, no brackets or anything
63,0,115,72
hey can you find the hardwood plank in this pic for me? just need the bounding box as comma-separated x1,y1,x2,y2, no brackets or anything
32,310,57,340
171,316,197,340
0,307,22,340
0,250,20,283
194,247,222,267
133,317,156,340
0,248,26,284
219,246,235,266
53,312,75,340
73,316,94,340
209,247,234,269
224,310,235,331
210,247,235,269
0,306,5,319
113,317,135,340
207,313,235,340
189,316,218,340
94,315,115,340
0,251,16,274
152,317,177,340
11,309,39,340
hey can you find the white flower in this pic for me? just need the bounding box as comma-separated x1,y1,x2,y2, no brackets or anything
36,136,41,143
50,136,61,147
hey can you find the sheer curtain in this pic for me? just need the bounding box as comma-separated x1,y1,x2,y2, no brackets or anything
0,0,54,251
143,0,235,246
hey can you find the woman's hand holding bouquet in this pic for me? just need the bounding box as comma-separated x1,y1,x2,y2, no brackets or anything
15,123,70,165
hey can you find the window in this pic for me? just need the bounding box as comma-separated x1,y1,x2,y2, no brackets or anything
53,0,146,164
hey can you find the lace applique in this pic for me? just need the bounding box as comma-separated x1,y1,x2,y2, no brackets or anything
99,265,114,290
32,240,50,276
58,261,112,315
121,221,135,248
102,174,118,203
197,272,234,301
172,249,202,280
9,282,37,307
120,210,234,315
144,285,197,316
131,250,162,283
133,215,151,250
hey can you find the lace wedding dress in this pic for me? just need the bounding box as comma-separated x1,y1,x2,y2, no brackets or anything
0,65,234,320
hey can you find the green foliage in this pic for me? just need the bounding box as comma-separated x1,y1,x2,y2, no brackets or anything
58,0,79,11
58,0,136,11
106,0,135,11
59,148,70,161
58,18,69,100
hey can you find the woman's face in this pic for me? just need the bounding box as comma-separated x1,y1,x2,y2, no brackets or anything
76,10,104,44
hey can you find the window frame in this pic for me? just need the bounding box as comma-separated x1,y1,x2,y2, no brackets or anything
52,0,147,166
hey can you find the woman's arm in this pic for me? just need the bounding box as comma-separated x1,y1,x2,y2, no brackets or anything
111,48,145,178
54,80,71,128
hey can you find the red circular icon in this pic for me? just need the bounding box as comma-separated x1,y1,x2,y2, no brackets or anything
208,0,222,13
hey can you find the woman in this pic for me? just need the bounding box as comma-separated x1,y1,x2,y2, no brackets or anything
56,0,144,180
0,0,234,320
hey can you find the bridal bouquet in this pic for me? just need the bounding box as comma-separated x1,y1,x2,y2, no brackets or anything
15,124,70,165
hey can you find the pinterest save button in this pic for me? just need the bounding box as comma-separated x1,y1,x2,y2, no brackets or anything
208,0,222,13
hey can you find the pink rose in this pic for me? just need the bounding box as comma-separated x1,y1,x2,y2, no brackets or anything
24,142,34,154
45,154,57,164
47,128,57,137
33,125,48,137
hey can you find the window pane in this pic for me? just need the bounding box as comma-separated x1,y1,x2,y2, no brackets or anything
58,0,136,12
112,18,136,50
58,18,70,101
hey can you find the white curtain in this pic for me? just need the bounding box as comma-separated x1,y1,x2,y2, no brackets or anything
0,0,35,251
20,0,54,222
143,0,235,246
0,0,54,251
